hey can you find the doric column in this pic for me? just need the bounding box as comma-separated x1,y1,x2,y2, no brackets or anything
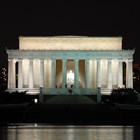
28,59,34,88
107,59,112,89
118,60,123,88
8,59,12,88
48,60,51,88
51,59,56,88
96,59,101,88
39,59,44,87
62,59,67,88
18,59,23,88
8,59,16,88
130,60,133,88
126,59,133,88
43,60,47,88
74,59,79,88
85,59,90,88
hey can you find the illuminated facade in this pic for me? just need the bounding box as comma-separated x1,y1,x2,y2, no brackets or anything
6,36,135,94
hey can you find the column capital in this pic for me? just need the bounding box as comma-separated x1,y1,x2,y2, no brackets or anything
125,59,133,63
39,59,45,62
28,58,34,61
118,59,124,62
62,59,67,62
8,58,17,63
107,58,113,61
74,59,79,62
17,58,23,62
108,59,113,63
96,59,102,61
128,59,133,62
8,58,13,61
86,59,91,61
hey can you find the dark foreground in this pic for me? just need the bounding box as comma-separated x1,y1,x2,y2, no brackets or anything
0,95,140,126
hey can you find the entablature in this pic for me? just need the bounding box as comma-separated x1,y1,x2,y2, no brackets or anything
6,50,135,60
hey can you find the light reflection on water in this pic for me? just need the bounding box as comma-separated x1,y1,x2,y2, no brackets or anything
0,124,133,140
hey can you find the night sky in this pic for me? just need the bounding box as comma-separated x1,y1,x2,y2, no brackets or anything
0,1,140,69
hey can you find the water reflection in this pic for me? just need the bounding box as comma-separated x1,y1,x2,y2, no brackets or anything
0,124,133,140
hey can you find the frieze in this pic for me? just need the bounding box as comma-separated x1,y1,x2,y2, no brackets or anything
7,50,135,60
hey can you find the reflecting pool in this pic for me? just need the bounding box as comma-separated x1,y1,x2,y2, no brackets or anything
0,124,134,140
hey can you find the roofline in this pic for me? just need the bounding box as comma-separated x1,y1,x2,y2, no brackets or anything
19,36,122,39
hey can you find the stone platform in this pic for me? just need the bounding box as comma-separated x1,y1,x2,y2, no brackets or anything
44,95,96,104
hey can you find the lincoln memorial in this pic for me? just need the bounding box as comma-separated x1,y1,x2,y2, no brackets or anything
6,36,135,94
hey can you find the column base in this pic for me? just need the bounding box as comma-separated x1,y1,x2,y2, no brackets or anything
5,88,112,95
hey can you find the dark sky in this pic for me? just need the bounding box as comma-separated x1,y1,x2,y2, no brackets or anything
0,1,140,69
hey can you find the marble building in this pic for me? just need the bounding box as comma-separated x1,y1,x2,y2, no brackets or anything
6,36,135,94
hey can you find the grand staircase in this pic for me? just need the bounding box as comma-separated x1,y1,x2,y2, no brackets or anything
44,95,96,104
